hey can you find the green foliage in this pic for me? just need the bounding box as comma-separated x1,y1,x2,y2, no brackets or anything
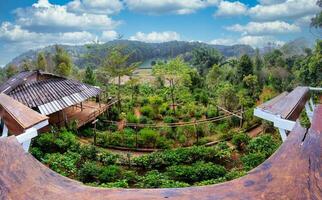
126,112,139,123
191,47,223,75
78,161,102,183
140,105,154,118
54,45,73,77
237,55,253,82
139,128,159,148
163,116,178,123
241,153,266,171
37,52,47,71
166,162,226,183
33,130,78,153
83,66,96,85
232,132,251,151
137,170,189,188
216,82,239,110
247,134,279,157
98,165,123,183
43,151,81,177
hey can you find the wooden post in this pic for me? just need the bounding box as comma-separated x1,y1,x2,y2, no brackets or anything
239,106,243,128
194,120,198,144
92,119,99,145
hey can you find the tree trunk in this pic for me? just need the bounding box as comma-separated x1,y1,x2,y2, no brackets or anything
170,79,176,114
117,75,121,111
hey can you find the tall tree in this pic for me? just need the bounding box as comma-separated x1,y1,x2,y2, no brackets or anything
5,64,18,78
100,46,138,110
83,66,97,86
254,48,263,72
153,57,192,113
236,55,253,82
37,52,47,71
311,0,322,28
53,45,73,77
191,48,223,76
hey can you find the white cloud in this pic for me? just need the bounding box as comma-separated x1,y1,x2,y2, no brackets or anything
295,15,315,26
67,0,123,15
130,31,181,43
249,0,319,21
226,21,300,35
101,30,119,41
209,35,285,47
238,35,285,47
15,0,120,32
210,38,236,45
258,0,286,5
214,1,247,17
125,0,219,15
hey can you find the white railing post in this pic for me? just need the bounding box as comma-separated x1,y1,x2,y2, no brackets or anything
16,128,38,152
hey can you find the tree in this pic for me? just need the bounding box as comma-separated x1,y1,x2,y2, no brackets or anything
53,45,73,77
153,57,192,113
5,64,18,78
216,82,239,111
37,52,47,71
236,55,253,82
21,59,32,71
191,48,223,75
83,66,96,85
242,75,260,100
311,0,322,28
254,49,263,72
100,46,138,110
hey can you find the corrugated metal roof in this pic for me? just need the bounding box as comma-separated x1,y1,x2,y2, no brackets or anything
0,71,101,115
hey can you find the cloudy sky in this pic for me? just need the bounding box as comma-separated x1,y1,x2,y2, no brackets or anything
0,0,320,66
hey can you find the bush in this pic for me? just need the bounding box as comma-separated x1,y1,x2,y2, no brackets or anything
97,152,119,165
241,153,266,171
232,132,251,151
34,130,78,153
100,180,129,188
133,145,229,170
98,165,123,183
78,145,98,160
139,116,152,124
29,147,44,160
163,116,178,123
78,161,102,183
247,134,279,157
140,105,154,118
165,162,226,183
79,128,94,137
206,106,218,118
126,113,139,123
139,128,159,148
43,151,81,177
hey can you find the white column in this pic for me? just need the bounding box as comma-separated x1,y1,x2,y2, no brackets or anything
305,101,313,123
1,124,8,138
16,128,38,152
278,128,287,142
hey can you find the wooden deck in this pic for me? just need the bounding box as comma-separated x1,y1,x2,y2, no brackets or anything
48,101,108,129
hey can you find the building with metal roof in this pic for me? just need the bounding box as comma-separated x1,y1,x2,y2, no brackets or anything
0,70,107,129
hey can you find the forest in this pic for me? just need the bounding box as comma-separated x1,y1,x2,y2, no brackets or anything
1,37,321,188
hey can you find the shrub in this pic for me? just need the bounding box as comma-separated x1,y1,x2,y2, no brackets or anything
79,128,94,137
139,116,152,124
194,177,227,186
206,106,218,118
232,132,251,151
100,180,129,188
224,169,247,181
139,128,159,148
78,145,98,160
247,134,279,157
165,162,226,183
126,113,139,123
29,147,44,160
163,116,178,123
241,153,266,171
97,152,119,165
156,136,172,149
137,170,188,188
34,130,78,153
98,165,123,183
78,161,102,183
43,151,81,177
140,105,154,118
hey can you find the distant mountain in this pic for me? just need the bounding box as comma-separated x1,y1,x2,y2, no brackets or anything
8,40,255,68
280,38,312,57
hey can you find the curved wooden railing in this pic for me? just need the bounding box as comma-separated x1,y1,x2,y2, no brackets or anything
0,105,321,200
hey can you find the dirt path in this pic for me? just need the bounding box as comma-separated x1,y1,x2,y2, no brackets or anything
247,125,263,138
134,107,141,118
77,137,148,158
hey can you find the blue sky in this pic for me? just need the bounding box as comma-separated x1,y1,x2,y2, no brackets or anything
0,0,320,66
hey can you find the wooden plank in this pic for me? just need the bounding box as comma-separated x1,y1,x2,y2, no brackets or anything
0,94,48,134
0,105,321,199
